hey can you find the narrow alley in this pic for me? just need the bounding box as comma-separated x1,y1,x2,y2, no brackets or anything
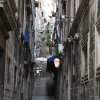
32,74,56,100
1,0,100,100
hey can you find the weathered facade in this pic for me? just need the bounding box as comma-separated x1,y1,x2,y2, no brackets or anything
0,0,34,100
56,0,100,100
0,0,17,99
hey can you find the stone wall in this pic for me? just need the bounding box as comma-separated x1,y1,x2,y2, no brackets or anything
59,0,100,100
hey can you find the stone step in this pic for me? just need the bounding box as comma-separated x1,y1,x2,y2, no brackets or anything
32,92,54,96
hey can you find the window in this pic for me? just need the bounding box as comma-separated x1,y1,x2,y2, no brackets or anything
81,9,89,76
19,0,24,26
14,66,17,86
96,30,100,68
62,0,66,15
97,0,100,17
74,0,76,16
15,0,18,9
14,34,18,60
75,0,79,12
82,44,88,74
81,40,88,76
0,47,5,84
7,57,11,83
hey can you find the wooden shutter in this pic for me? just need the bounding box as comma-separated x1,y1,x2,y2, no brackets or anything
0,47,5,100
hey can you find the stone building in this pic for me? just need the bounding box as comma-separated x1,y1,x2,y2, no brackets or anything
0,0,17,99
55,0,100,100
0,0,34,100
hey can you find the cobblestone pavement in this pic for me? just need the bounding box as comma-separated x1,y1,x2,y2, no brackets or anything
32,76,56,100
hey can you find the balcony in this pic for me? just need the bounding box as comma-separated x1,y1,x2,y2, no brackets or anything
0,0,17,39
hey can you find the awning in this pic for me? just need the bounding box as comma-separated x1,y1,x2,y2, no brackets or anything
35,57,47,62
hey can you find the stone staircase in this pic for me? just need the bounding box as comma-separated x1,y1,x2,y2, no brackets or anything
32,77,55,96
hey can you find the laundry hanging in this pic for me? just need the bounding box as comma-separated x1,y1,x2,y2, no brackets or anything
46,56,57,73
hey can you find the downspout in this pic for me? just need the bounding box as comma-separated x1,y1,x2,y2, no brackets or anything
31,0,35,62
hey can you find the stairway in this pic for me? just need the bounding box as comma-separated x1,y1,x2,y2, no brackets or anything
32,77,55,96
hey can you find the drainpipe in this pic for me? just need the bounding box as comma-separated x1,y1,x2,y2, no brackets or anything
68,53,71,100
31,0,35,62
68,44,73,100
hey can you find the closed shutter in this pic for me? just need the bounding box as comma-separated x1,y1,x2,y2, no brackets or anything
0,47,5,100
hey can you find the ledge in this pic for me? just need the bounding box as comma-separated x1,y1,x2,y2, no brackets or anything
96,67,100,77
69,0,90,36
0,0,18,39
0,6,10,39
81,74,89,84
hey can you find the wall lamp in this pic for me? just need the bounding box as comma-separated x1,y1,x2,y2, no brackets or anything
67,33,79,43
74,33,79,40
67,36,73,43
61,15,75,19
15,12,19,20
54,58,60,68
